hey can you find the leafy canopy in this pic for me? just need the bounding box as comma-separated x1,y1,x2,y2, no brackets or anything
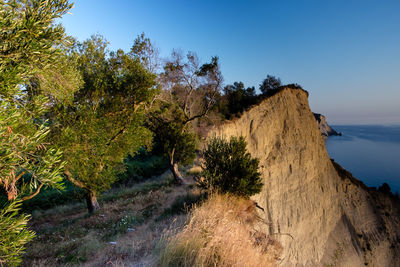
0,0,77,201
151,50,222,182
0,0,77,265
159,50,222,124
147,102,197,166
0,101,65,201
259,75,281,94
222,81,257,118
0,0,74,98
52,35,158,196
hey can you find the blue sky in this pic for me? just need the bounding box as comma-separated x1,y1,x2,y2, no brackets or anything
61,0,400,124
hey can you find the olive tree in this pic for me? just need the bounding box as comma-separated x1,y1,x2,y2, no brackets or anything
146,102,197,184
0,0,78,265
157,51,222,184
52,35,157,213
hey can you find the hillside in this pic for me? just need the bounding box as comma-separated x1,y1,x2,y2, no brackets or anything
20,88,400,266
22,169,280,266
210,88,400,266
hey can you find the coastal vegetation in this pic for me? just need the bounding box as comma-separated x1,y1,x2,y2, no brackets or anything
199,136,263,197
0,0,283,265
1,0,76,264
4,1,398,266
50,34,158,213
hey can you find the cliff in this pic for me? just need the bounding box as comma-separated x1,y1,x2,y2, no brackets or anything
313,112,341,138
209,88,400,266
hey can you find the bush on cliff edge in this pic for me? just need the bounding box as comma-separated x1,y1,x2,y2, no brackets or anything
199,136,263,197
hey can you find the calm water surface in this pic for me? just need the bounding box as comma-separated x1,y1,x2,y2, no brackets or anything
326,125,400,193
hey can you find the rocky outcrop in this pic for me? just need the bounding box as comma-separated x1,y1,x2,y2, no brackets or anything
209,88,400,266
313,113,341,138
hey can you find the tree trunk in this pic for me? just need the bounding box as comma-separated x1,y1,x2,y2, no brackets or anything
86,190,100,214
169,161,185,185
169,148,185,185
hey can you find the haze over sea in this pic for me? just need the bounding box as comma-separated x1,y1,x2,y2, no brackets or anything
326,125,400,193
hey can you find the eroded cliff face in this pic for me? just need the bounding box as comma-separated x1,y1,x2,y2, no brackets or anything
209,88,400,266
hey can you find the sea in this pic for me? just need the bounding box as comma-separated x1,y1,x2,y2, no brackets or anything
326,125,400,194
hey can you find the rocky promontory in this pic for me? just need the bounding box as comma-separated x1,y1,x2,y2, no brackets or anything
209,88,400,266
313,112,341,138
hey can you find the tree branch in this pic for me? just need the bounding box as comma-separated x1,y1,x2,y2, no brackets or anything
184,109,209,124
15,170,27,182
183,82,219,125
63,170,87,189
21,183,44,201
105,126,127,146
183,82,194,118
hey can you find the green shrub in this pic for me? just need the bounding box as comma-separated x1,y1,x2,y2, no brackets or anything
200,136,263,197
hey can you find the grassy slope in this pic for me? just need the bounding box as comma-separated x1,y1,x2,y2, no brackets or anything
22,169,199,266
22,164,281,267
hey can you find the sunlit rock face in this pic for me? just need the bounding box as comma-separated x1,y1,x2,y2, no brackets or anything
313,112,341,138
209,88,400,266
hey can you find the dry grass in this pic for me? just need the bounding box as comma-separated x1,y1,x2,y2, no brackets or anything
186,165,203,175
22,171,282,267
158,194,282,267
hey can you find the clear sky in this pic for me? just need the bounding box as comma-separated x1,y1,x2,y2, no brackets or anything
61,0,400,125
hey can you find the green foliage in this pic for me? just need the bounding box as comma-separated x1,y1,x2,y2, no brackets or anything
51,35,158,200
0,201,35,267
284,83,303,90
22,180,83,213
0,0,80,263
159,51,222,124
200,136,263,197
130,32,160,72
147,102,198,167
214,77,304,120
0,0,78,201
222,81,257,119
156,50,222,182
0,101,65,201
119,149,169,184
259,75,281,94
0,0,74,98
173,130,197,166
